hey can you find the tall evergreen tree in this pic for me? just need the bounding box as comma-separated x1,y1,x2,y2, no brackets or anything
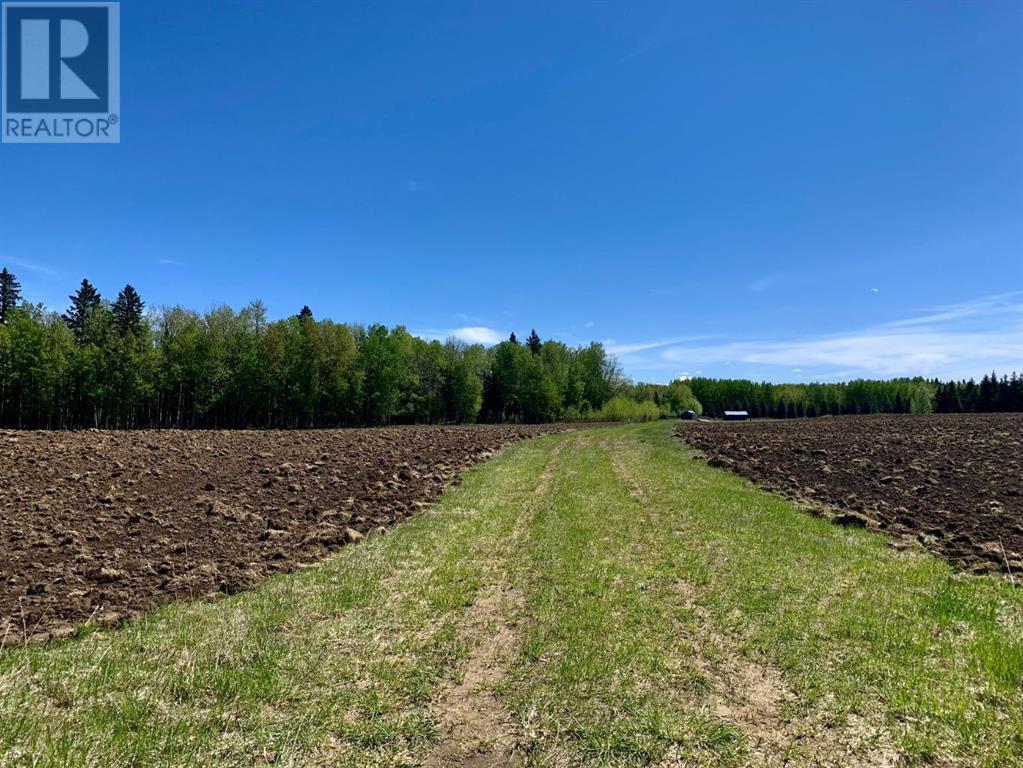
508,332,518,345
112,284,145,335
943,379,961,412
0,268,21,324
978,373,996,412
526,329,542,355
298,305,313,319
63,279,102,343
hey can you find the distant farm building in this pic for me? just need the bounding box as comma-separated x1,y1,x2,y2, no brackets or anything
723,410,749,421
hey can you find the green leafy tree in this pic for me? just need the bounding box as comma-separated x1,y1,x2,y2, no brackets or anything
0,319,10,422
259,318,290,426
444,341,484,423
539,341,572,417
314,320,362,425
520,354,560,421
403,337,446,423
664,379,702,416
487,339,531,421
360,324,403,425
4,307,48,426
569,342,620,413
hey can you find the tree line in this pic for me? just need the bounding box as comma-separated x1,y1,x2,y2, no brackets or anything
1,267,1018,429
0,270,630,428
687,374,1022,419
932,374,1023,413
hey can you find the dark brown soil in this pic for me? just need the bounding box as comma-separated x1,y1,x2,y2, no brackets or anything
676,414,1023,577
0,425,569,643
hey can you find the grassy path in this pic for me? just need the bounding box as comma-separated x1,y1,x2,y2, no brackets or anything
1,423,1020,767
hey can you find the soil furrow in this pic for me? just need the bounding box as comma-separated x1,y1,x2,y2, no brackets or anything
0,425,570,643
676,414,1023,576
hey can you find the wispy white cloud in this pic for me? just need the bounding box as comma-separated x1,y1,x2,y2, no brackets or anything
661,330,1021,378
748,275,779,293
406,180,436,193
604,335,707,357
620,3,675,62
885,292,1020,329
2,255,58,276
415,326,505,346
584,320,594,328
157,258,184,266
609,294,1023,382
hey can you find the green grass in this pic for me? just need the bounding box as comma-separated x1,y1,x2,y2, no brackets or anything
0,423,1020,767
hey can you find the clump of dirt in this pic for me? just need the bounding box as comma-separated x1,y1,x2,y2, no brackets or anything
676,414,1023,577
0,425,569,643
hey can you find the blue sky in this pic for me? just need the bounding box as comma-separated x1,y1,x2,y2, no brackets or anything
1,0,1021,383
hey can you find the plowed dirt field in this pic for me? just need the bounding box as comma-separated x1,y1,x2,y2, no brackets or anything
1,425,568,642
677,414,1023,577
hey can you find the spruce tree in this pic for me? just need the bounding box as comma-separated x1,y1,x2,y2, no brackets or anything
978,373,995,412
298,305,313,319
508,332,518,345
526,329,542,355
64,279,102,343
112,284,145,335
951,385,964,413
935,382,952,413
0,267,22,324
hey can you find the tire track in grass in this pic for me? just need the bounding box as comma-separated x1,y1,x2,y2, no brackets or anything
423,443,564,767
604,434,897,768
507,431,740,766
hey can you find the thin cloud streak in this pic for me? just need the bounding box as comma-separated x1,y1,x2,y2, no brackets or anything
748,275,779,293
2,255,59,276
884,292,1022,329
604,336,708,357
661,330,1021,377
611,294,1023,382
